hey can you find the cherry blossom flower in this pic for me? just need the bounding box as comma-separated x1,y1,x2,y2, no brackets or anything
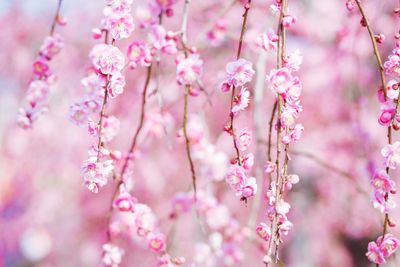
127,41,152,68
176,54,203,86
384,47,400,76
39,34,64,60
241,177,257,198
113,191,136,212
266,67,293,94
90,44,125,75
236,129,252,151
232,87,250,114
107,73,126,98
381,141,400,169
366,234,399,264
225,165,246,192
256,222,271,241
103,8,135,40
102,243,124,267
255,30,278,52
221,58,255,90
378,100,395,126
148,232,167,253
282,15,296,28
32,58,51,78
370,170,396,194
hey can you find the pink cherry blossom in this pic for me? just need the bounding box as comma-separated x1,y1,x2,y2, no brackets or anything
241,177,257,198
221,58,255,90
90,44,125,75
381,141,400,169
147,232,167,253
371,170,396,194
255,30,279,52
256,222,271,241
232,87,250,114
176,54,203,86
266,67,293,94
103,11,135,40
39,34,64,60
236,129,252,151
102,243,124,267
32,58,51,78
127,41,152,68
225,165,246,192
113,191,136,212
107,73,125,98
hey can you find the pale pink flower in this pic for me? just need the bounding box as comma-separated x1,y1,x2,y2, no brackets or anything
284,50,303,72
205,205,230,230
81,156,114,193
107,73,125,98
127,41,152,68
39,34,64,60
266,67,293,94
103,12,135,40
386,79,399,100
225,165,246,192
282,123,304,144
278,219,293,236
276,199,291,215
148,25,177,54
366,241,386,264
106,0,133,12
381,141,400,169
241,153,254,170
371,170,396,194
264,161,276,174
148,232,167,253
32,58,51,78
102,243,124,267
221,58,255,90
69,103,90,127
281,105,299,128
236,129,252,151
282,15,296,28
378,100,395,126
90,44,125,75
176,54,203,86
367,234,399,264
372,191,396,213
113,191,136,212
232,87,250,114
26,80,50,107
102,116,120,142
285,174,300,190
255,30,278,52
384,48,400,76
256,222,271,241
241,177,257,198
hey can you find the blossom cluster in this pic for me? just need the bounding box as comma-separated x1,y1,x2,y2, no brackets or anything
170,191,246,266
70,0,135,193
102,185,185,267
17,33,65,129
257,23,304,260
365,42,400,264
221,58,257,200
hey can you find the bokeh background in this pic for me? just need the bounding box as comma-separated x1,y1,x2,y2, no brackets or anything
1,0,400,266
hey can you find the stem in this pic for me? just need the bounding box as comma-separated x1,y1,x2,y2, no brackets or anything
106,65,153,242
179,0,199,200
267,0,288,263
229,0,252,166
50,0,63,36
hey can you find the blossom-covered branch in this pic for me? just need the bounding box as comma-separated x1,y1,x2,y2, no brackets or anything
350,0,400,265
17,0,66,129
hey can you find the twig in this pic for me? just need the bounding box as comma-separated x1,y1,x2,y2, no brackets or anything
354,2,391,264
50,0,63,36
229,0,252,166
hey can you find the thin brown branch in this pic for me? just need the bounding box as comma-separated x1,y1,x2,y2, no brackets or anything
50,0,63,36
229,1,252,167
